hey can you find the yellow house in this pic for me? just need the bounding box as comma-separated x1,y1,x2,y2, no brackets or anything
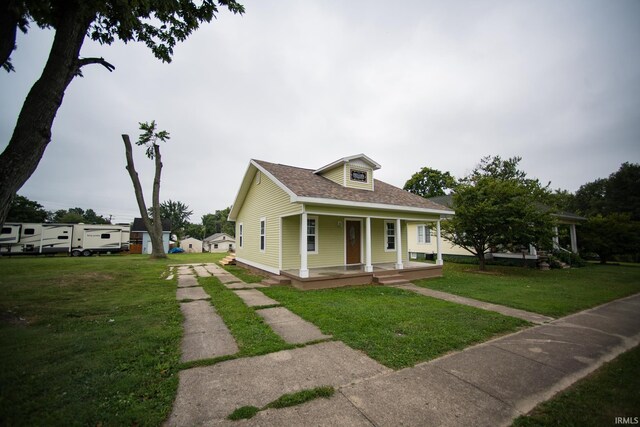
228,154,453,289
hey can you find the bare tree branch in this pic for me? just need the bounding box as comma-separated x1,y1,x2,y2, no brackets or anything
75,57,115,76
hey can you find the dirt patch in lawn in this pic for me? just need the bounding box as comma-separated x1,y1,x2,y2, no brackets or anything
54,272,115,287
1,310,29,326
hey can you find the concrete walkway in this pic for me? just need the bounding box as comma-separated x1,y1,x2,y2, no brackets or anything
257,307,332,344
173,265,238,363
393,282,554,324
180,300,238,362
166,291,639,426
166,341,390,426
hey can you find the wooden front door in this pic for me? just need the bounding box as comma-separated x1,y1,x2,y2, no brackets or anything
345,220,361,264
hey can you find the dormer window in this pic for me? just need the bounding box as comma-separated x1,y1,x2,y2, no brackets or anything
350,169,368,183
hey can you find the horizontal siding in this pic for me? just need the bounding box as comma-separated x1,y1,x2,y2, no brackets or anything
406,223,470,256
320,166,344,186
281,215,300,270
235,171,302,270
345,162,373,191
309,216,344,267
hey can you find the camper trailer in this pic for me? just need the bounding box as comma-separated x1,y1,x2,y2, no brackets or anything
70,224,129,256
0,223,73,254
0,223,130,256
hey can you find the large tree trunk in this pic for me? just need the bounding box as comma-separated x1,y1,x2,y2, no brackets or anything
477,250,487,271
0,8,92,226
122,135,167,259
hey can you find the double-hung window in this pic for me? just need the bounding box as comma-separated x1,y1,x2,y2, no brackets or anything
417,225,431,244
259,218,266,252
385,221,396,251
307,217,318,253
238,224,243,248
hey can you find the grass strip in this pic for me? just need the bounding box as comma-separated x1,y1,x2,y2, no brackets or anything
512,345,640,427
220,264,265,283
198,277,292,357
417,262,640,317
227,386,335,420
262,285,527,369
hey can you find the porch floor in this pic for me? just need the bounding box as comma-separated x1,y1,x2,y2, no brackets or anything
282,261,438,280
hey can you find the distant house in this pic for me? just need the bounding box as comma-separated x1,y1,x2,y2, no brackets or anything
130,218,171,254
407,195,585,261
203,233,235,253
180,237,203,253
228,154,453,289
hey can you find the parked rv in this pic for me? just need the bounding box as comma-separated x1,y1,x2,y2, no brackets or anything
0,223,130,256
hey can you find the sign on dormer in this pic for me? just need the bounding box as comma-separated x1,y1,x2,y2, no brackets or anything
350,169,367,183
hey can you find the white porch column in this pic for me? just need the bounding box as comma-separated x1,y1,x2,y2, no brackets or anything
395,218,403,270
552,226,559,250
300,212,309,278
436,220,443,265
365,217,373,272
569,224,578,253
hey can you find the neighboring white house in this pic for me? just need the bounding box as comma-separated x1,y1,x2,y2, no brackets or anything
407,195,585,261
203,233,235,253
180,237,203,253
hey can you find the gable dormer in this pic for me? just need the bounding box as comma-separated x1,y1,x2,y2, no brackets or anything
314,154,381,191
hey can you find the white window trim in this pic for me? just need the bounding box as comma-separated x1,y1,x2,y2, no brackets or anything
238,223,243,248
259,217,266,252
307,215,319,255
384,220,396,252
417,224,431,245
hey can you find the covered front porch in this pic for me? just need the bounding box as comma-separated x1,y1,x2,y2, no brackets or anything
279,207,447,289
281,261,443,290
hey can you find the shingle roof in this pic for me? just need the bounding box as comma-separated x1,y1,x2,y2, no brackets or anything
254,160,452,212
204,233,235,242
131,217,172,232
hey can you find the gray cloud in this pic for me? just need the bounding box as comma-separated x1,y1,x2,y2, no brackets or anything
1,0,639,224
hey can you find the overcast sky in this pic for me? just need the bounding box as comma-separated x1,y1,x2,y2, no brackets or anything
2,0,639,224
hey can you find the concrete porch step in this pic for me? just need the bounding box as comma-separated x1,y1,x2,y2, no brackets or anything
262,275,292,286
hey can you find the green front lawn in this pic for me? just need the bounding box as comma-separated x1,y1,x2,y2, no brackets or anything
417,263,640,317
0,253,219,426
512,345,640,427
262,285,527,369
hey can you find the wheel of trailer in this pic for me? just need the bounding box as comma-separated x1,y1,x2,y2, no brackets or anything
82,249,92,257
71,250,81,257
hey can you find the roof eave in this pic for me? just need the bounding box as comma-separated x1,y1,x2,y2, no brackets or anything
295,196,455,216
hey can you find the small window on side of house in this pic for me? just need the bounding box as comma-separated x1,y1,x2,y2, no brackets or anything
24,228,35,236
239,224,243,248
385,221,396,251
259,218,266,252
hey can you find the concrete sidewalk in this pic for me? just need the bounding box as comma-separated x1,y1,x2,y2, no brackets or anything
177,292,640,427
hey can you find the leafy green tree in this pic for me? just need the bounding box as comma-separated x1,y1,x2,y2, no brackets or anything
573,178,608,218
123,120,170,259
184,222,206,240
202,207,234,237
0,0,245,227
573,163,640,220
150,200,193,238
6,195,49,222
579,213,640,263
442,156,555,270
605,162,640,221
403,167,457,198
50,207,110,223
